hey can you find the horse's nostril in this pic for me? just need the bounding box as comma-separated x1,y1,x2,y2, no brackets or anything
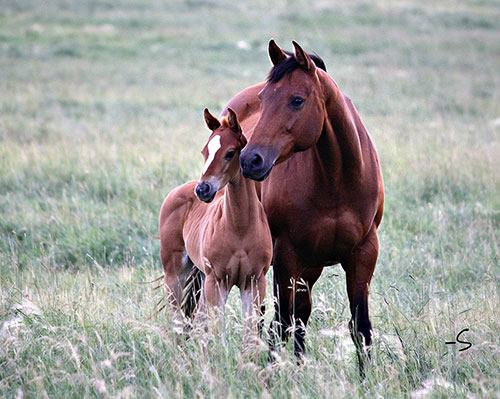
250,153,264,169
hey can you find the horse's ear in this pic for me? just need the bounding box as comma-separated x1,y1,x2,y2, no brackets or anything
268,39,287,66
204,108,221,131
227,108,241,134
292,40,314,72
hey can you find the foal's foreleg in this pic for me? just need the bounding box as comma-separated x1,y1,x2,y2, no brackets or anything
203,274,229,332
240,274,266,341
341,226,379,376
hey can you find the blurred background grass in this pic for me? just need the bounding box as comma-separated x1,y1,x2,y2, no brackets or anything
1,0,499,397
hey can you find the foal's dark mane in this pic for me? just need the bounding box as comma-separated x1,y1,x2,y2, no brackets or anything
267,51,327,83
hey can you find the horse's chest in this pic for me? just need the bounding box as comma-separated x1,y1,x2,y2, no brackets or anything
264,195,364,265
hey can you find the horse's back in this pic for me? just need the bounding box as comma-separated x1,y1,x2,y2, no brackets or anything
220,83,264,128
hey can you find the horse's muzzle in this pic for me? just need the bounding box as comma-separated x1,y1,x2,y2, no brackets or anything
240,146,277,181
195,181,217,203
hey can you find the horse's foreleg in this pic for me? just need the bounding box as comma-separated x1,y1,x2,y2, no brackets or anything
291,267,323,357
269,239,295,350
341,226,379,376
270,238,322,357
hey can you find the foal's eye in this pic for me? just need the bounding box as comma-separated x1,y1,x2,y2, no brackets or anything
225,150,236,161
290,96,305,110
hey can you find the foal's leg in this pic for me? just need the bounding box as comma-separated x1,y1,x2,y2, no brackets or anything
162,248,192,307
160,193,194,309
341,226,379,376
240,274,266,341
204,274,229,332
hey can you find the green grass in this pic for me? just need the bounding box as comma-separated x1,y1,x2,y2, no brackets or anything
1,0,500,397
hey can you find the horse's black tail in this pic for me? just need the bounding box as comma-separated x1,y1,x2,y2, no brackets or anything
180,262,205,318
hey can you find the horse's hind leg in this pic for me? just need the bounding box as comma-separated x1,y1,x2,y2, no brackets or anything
341,226,379,377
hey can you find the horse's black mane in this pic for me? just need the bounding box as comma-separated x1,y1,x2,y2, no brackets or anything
267,50,327,83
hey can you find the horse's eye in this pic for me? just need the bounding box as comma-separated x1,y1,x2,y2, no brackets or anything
290,96,305,109
225,150,236,161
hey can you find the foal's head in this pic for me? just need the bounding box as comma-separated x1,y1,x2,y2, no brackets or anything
195,108,247,203
240,40,326,181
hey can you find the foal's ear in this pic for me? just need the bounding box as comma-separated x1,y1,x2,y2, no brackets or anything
228,108,247,147
292,41,314,72
268,39,287,66
204,108,221,131
227,108,241,134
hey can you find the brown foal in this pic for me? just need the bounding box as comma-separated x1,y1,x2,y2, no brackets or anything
159,108,272,333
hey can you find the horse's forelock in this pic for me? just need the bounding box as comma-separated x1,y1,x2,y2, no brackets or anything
267,51,327,83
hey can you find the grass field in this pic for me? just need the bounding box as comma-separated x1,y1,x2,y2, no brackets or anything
1,0,500,397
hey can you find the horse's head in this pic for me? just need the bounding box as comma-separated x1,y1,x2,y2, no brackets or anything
195,108,247,202
240,40,325,181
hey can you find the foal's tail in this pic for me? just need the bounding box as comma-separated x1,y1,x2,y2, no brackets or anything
181,265,205,318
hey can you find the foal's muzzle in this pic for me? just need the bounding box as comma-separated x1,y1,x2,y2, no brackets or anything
195,181,217,203
240,146,277,181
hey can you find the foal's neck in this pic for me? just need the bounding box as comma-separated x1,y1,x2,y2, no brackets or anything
222,172,260,234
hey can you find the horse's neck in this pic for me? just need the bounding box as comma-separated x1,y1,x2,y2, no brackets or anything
318,72,364,177
222,172,261,233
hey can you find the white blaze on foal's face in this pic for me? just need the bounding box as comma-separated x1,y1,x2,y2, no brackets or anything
202,135,221,175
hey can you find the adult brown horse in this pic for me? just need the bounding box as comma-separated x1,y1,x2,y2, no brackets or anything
239,40,384,367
